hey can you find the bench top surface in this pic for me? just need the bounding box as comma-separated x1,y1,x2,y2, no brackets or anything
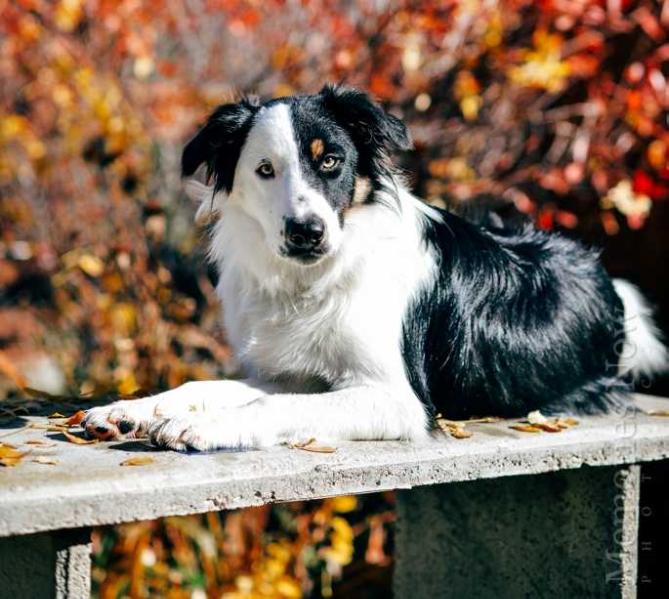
1,393,668,537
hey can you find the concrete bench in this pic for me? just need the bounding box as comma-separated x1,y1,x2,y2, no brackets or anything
1,393,668,598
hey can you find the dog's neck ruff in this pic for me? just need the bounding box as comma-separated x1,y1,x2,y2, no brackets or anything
210,179,438,386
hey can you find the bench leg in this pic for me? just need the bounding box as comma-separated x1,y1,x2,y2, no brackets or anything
0,528,91,598
394,465,640,599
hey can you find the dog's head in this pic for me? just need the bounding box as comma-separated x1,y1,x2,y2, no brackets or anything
182,85,411,265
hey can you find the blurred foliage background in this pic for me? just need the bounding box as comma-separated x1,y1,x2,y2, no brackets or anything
1,0,668,597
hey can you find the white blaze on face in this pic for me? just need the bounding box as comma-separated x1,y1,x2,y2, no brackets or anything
228,103,343,259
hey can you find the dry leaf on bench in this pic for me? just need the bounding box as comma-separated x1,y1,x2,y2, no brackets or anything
25,439,56,446
32,457,59,466
449,427,473,439
535,422,562,433
512,412,580,434
555,417,579,428
289,438,337,453
120,456,155,466
436,418,473,440
510,424,543,433
0,443,25,467
66,410,86,426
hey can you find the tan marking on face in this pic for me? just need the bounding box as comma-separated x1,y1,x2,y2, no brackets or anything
310,138,325,160
352,176,372,204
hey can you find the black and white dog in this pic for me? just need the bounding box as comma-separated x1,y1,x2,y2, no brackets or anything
83,85,667,450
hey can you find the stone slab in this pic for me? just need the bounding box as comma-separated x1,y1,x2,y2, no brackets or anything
0,394,667,537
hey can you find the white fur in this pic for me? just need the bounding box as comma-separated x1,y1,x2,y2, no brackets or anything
223,103,344,260
83,105,438,450
613,279,668,377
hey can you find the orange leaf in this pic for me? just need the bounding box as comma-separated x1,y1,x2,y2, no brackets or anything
66,410,86,426
120,456,155,466
450,427,473,439
535,422,562,433
510,424,543,433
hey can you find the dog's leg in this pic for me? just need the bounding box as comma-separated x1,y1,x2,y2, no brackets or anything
82,379,279,440
148,385,430,451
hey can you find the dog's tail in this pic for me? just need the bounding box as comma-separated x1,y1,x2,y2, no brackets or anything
613,279,668,379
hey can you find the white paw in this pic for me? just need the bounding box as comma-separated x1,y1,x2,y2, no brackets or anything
148,409,274,452
82,399,158,440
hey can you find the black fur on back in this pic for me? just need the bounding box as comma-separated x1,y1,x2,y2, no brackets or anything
402,209,629,419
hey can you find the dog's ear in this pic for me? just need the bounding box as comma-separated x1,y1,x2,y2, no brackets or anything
319,84,412,178
181,97,260,193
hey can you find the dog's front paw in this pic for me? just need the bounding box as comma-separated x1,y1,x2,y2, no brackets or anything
148,410,273,452
82,399,157,440
147,417,211,451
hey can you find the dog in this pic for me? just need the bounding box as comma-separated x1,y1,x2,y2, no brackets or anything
82,84,668,451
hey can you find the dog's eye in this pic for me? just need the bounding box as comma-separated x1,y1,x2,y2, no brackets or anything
256,161,275,179
320,155,340,171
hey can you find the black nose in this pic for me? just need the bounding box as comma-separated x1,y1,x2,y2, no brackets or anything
284,216,325,251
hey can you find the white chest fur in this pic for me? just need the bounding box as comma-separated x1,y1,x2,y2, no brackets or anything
213,192,437,389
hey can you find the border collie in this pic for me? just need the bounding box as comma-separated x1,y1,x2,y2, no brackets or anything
83,85,668,451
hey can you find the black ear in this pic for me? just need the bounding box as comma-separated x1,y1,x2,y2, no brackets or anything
181,97,259,193
319,84,412,177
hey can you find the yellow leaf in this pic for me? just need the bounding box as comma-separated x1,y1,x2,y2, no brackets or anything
78,254,104,277
110,303,137,336
450,427,473,439
0,443,25,467
117,372,140,396
120,456,155,466
330,496,358,513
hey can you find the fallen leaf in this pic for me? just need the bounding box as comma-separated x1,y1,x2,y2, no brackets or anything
32,457,59,465
450,427,473,439
297,444,337,453
25,439,57,447
63,431,97,445
0,443,25,467
66,410,86,426
435,418,474,439
535,422,562,433
289,439,336,453
48,412,67,419
510,424,543,433
289,438,316,448
120,456,155,466
466,416,502,424
649,410,669,417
